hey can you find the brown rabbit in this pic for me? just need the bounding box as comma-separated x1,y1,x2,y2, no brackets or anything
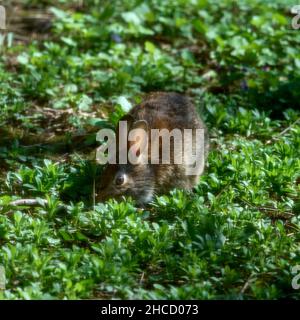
96,92,209,205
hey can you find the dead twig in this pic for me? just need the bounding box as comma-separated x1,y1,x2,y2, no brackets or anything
10,199,48,207
266,117,300,144
239,198,294,219
240,273,256,295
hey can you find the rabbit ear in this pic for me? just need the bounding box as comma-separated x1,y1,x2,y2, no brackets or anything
128,120,148,164
132,120,148,132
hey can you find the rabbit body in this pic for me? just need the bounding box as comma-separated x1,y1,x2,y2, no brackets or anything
97,92,209,204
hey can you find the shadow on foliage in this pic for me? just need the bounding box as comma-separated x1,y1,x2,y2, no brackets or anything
246,76,300,118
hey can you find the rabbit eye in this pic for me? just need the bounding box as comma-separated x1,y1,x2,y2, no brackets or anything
115,174,126,186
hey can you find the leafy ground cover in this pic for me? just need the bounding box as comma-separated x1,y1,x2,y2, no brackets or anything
0,0,299,299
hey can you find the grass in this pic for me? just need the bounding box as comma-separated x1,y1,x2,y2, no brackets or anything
0,0,299,299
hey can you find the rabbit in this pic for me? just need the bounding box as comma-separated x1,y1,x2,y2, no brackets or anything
96,92,209,205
